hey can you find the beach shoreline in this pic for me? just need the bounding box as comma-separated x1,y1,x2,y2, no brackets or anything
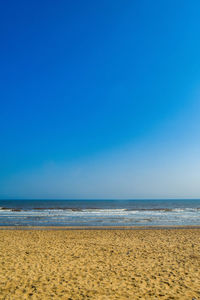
1,225,200,230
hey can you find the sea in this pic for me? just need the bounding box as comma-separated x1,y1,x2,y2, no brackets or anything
0,199,200,227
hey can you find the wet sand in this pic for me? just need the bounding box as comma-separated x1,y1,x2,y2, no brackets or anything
0,229,200,299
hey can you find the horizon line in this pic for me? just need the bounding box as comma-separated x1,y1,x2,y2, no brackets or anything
1,198,200,201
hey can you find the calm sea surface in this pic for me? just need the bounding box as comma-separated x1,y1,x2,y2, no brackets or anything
0,199,200,227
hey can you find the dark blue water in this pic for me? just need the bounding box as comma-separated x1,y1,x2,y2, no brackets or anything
0,199,200,227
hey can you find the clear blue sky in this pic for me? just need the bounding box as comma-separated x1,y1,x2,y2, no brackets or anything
1,0,200,199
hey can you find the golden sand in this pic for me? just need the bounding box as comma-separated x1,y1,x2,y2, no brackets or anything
0,229,200,299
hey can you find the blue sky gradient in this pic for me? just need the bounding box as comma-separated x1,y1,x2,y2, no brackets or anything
1,0,200,198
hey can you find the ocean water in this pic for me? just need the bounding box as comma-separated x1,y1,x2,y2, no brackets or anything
0,199,200,227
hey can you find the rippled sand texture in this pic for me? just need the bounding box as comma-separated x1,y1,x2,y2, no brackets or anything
0,229,200,300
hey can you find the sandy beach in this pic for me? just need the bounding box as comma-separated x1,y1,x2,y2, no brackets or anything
0,229,200,299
